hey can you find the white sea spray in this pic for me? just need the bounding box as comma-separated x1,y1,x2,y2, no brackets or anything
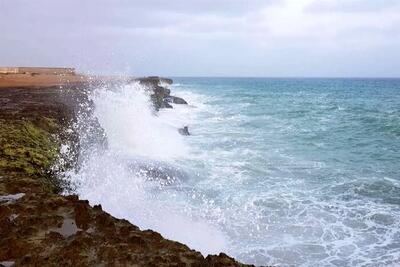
68,82,228,255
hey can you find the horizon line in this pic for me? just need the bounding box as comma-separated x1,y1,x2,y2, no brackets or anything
166,76,400,79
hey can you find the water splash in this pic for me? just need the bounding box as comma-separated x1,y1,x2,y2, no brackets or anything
68,82,228,255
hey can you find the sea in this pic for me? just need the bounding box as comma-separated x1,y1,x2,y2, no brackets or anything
67,78,400,267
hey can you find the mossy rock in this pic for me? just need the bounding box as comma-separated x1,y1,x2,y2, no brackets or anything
0,117,62,193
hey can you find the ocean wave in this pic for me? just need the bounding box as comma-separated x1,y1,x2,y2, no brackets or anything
68,78,400,266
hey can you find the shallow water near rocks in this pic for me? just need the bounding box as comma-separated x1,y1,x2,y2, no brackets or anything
68,78,400,266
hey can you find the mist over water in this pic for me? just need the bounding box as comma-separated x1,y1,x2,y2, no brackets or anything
69,78,400,266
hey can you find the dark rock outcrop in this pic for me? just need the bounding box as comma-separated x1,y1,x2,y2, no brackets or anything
149,85,172,110
136,77,188,110
139,76,173,85
173,96,188,104
166,96,188,105
179,126,190,136
162,100,173,109
0,83,253,266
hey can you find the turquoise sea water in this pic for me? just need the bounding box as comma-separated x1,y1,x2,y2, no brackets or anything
171,78,400,266
71,78,400,267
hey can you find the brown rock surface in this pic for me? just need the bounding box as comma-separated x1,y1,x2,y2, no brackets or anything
0,76,253,266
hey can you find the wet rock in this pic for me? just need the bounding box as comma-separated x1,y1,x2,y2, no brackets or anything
0,85,95,194
74,202,90,230
206,253,251,266
165,96,188,105
178,126,190,136
93,204,103,211
136,76,173,86
162,100,173,109
172,96,188,104
136,76,188,110
150,85,173,110
0,193,25,204
153,85,170,97
160,78,173,85
50,218,80,238
0,261,15,267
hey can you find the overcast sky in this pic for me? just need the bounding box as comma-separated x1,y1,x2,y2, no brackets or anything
1,0,399,77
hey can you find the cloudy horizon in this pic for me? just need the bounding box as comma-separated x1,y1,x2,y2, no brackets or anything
1,0,399,77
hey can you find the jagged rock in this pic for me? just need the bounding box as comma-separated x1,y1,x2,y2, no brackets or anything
162,100,173,109
165,96,188,105
135,76,188,110
178,126,190,136
149,85,173,110
138,76,173,85
153,85,171,97
172,96,188,104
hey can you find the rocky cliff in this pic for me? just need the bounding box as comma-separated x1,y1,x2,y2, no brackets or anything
0,78,253,266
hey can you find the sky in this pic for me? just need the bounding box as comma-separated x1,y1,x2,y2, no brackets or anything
1,0,399,77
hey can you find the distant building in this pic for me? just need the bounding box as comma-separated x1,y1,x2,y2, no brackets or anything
0,67,75,75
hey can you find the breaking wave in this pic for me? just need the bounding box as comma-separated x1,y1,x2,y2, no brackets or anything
68,82,227,255
68,78,400,266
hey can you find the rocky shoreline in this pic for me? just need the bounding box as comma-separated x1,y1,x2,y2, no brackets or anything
0,76,254,266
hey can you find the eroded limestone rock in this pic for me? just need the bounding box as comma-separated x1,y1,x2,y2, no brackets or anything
0,84,253,266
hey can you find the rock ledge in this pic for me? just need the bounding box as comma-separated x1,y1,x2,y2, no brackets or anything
0,78,254,266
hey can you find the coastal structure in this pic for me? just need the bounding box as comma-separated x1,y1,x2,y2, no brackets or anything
0,67,140,88
0,67,174,90
0,67,76,75
0,67,87,88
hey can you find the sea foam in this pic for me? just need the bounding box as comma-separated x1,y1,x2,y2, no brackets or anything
68,78,400,266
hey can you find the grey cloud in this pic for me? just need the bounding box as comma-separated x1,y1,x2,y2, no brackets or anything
1,0,281,36
0,0,399,77
305,0,400,13
1,0,282,21
126,0,283,15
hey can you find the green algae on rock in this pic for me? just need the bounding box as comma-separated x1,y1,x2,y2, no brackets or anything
0,118,62,193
